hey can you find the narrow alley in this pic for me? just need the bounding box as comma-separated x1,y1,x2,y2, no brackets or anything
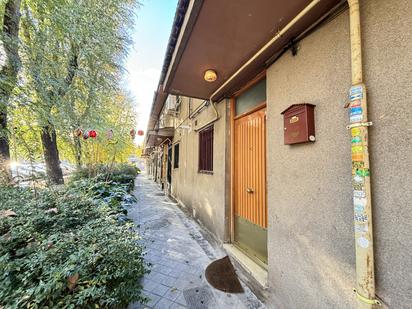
128,173,265,309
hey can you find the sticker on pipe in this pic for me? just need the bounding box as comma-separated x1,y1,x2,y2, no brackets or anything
354,190,366,198
352,136,362,144
355,223,368,233
350,100,362,107
357,236,369,248
350,107,363,116
354,204,365,215
353,175,364,183
355,214,368,223
350,86,363,101
350,114,363,123
351,128,361,137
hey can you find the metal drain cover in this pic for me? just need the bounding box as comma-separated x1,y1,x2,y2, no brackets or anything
183,286,217,308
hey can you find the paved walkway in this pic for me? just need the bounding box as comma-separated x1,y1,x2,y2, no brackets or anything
128,173,265,309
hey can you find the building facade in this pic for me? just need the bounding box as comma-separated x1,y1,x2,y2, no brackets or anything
144,0,412,308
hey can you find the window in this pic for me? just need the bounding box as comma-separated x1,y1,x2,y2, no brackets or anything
174,143,180,168
235,78,266,116
198,125,213,173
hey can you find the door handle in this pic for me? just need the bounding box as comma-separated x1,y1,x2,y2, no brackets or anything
246,188,254,194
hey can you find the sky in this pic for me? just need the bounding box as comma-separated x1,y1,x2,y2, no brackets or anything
124,0,178,145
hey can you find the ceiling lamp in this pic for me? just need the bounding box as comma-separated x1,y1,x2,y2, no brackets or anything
204,69,217,82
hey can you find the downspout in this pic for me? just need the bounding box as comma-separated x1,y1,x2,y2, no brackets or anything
346,0,380,307
194,97,219,132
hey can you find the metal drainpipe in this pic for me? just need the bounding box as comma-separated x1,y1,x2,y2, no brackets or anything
347,0,380,307
194,97,219,132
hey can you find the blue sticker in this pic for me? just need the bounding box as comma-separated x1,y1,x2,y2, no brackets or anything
350,86,364,101
350,86,363,95
350,107,363,115
354,204,365,214
350,93,363,101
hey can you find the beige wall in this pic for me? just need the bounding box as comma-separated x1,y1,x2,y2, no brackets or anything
171,97,228,241
266,1,412,308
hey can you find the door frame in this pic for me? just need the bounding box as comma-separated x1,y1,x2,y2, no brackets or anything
229,71,267,264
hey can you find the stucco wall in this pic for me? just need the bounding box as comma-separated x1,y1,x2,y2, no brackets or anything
266,1,412,308
171,98,227,241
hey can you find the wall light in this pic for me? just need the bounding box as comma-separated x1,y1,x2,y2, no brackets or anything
204,69,217,82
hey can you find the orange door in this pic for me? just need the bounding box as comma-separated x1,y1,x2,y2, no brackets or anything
234,107,267,264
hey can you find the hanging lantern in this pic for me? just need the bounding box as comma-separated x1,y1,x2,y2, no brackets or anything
137,130,144,136
107,129,113,140
83,132,89,140
74,128,82,137
88,130,97,138
130,129,136,138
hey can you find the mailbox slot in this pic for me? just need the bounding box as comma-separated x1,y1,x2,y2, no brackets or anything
281,104,315,145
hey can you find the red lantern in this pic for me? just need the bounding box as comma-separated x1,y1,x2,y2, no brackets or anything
88,130,97,138
137,130,144,136
130,129,136,138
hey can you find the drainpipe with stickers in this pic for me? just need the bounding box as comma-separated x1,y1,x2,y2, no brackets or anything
346,0,380,307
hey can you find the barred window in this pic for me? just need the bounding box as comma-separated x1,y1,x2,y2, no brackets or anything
174,143,180,168
198,126,213,173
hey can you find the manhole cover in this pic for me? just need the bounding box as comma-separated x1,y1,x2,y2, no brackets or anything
145,218,170,229
183,286,217,309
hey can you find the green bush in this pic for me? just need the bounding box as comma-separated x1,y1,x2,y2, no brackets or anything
0,174,147,308
70,164,140,191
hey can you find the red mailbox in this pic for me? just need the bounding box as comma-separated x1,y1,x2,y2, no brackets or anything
281,104,316,145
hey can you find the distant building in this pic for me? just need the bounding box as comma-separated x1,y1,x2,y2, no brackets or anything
144,1,412,308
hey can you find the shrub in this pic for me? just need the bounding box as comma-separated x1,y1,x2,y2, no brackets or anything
70,164,140,191
0,174,147,308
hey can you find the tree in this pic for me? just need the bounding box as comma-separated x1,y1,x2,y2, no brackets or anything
17,0,137,184
0,0,21,183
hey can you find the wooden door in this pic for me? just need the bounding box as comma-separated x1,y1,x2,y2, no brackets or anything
233,107,267,264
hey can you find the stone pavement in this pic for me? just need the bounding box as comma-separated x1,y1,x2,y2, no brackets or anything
128,173,265,309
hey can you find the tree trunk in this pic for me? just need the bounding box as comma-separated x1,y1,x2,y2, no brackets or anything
0,109,11,183
0,0,21,182
73,135,82,168
41,125,64,184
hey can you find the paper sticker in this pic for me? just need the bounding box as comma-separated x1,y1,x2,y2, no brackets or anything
350,100,362,107
353,175,364,183
350,114,363,123
358,236,369,248
350,86,363,101
354,214,368,223
352,146,363,154
352,153,364,162
356,168,370,177
351,136,362,144
355,223,368,233
350,107,363,115
354,204,365,215
351,128,361,137
354,197,367,207
350,93,363,101
350,85,363,95
354,190,366,198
